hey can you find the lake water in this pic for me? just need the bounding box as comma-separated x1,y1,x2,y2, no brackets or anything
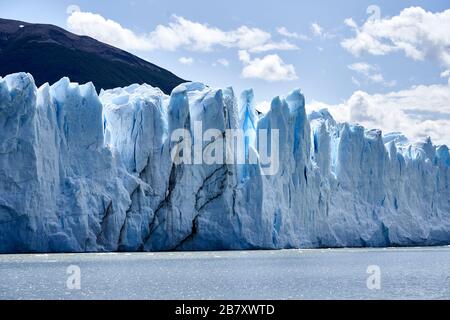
1,247,449,299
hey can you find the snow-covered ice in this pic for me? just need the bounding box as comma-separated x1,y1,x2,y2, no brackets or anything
0,72,449,253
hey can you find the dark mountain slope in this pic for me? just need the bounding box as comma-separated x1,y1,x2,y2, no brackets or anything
0,18,186,94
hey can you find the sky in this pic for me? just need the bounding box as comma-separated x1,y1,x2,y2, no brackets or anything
1,0,450,144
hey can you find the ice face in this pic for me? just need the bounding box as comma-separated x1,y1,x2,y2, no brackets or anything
0,73,131,252
0,72,449,253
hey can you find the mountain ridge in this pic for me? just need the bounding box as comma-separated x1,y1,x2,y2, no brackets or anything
0,18,186,94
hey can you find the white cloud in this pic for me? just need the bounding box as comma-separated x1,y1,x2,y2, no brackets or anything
277,26,298,38
342,7,450,68
255,100,271,114
67,11,156,50
66,5,81,15
348,62,374,75
310,22,335,39
441,70,450,85
277,27,309,40
344,18,358,29
216,58,230,67
178,57,194,65
369,73,385,83
250,40,298,53
351,76,361,87
441,70,450,78
67,11,297,53
310,22,323,37
348,62,396,87
307,82,450,145
238,50,251,64
238,50,298,82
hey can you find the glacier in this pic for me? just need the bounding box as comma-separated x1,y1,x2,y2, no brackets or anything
0,72,449,253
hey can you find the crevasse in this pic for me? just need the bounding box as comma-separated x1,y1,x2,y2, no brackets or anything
0,72,449,253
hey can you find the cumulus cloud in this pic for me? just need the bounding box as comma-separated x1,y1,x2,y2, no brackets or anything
441,70,450,78
255,100,271,114
67,11,298,53
216,58,230,67
310,23,323,37
178,57,194,65
351,76,361,87
344,18,358,29
67,11,155,50
66,4,80,15
310,22,335,39
348,62,374,75
342,7,450,68
307,83,450,145
250,40,299,53
238,50,298,82
277,26,309,40
348,62,396,87
238,50,251,64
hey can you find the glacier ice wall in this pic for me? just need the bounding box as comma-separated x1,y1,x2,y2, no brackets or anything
0,72,449,253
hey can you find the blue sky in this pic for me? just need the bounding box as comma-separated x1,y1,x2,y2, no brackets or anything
1,0,450,144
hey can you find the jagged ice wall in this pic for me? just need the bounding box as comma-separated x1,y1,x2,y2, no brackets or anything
0,73,449,253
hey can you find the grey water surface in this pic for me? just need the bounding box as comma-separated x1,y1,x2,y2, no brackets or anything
1,247,449,299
